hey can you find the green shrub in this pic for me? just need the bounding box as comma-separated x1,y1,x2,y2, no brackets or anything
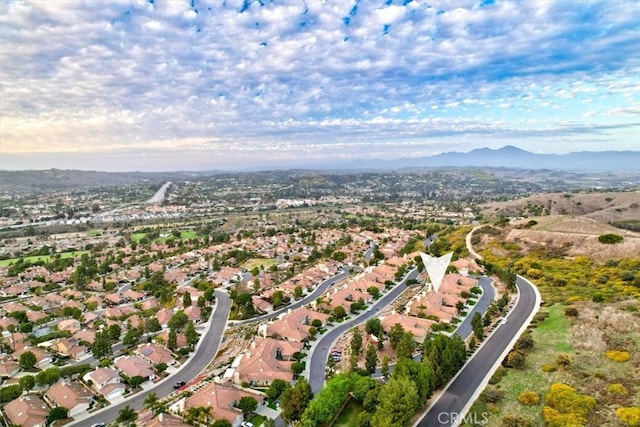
598,234,624,244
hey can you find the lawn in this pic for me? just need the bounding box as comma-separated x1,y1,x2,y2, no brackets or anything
332,398,365,427
243,258,278,271
0,250,89,267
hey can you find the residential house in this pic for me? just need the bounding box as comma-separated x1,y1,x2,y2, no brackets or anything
380,313,435,344
44,380,94,418
0,360,20,378
3,394,49,427
266,307,330,342
14,346,54,369
49,337,88,360
137,343,176,366
57,318,82,334
234,338,303,386
115,355,155,382
177,381,263,427
83,367,125,401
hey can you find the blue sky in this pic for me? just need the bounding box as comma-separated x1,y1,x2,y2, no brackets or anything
1,0,639,172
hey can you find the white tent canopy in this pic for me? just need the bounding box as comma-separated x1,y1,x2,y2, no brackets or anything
419,251,453,293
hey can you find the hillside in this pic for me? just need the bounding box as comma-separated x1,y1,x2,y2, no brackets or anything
481,190,640,226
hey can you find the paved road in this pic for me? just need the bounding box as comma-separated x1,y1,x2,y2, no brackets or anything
146,182,172,204
69,289,232,426
415,275,540,427
234,269,350,327
454,276,494,339
308,269,419,393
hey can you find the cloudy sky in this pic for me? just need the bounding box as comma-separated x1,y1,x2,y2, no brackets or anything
1,0,639,172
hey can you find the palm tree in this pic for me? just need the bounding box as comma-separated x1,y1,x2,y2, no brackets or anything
117,405,137,426
143,392,159,411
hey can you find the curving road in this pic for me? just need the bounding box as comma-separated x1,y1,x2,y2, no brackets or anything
308,269,419,393
69,289,232,426
234,269,350,327
414,275,540,427
70,269,349,426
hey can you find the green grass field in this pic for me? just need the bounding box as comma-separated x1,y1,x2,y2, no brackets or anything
243,258,278,271
333,398,365,427
0,250,89,267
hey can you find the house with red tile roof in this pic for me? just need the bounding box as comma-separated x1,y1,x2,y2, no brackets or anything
0,360,20,378
266,307,330,342
3,394,49,427
115,355,155,381
137,343,176,366
83,367,125,401
380,313,436,344
234,338,303,386
44,380,94,417
175,381,263,426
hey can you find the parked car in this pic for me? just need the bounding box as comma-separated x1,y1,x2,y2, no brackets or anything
174,380,186,389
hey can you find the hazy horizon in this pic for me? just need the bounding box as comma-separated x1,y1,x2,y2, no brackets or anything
1,0,639,172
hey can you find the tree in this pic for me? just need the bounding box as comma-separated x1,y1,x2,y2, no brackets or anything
47,406,68,424
455,301,465,315
35,367,61,386
145,317,162,333
365,344,378,374
19,350,37,370
396,333,416,359
302,373,354,424
143,392,159,410
185,321,199,347
236,396,258,418
381,355,390,379
123,328,141,347
333,305,347,320
365,318,383,337
294,286,304,299
183,292,192,307
168,311,188,331
371,378,419,427
266,378,290,401
281,377,313,423
91,330,113,359
471,312,484,340
117,405,138,425
167,328,177,350
392,358,434,403
108,324,122,341
351,328,363,356
19,375,35,391
388,323,405,350
212,420,232,427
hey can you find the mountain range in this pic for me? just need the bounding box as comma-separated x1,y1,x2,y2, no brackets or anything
321,145,640,172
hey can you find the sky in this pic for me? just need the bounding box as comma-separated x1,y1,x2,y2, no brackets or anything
1,0,639,172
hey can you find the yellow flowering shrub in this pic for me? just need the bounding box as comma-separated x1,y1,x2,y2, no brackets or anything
616,407,640,426
518,391,540,406
607,383,627,395
605,350,631,362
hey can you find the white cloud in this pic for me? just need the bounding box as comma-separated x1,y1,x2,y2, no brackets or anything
1,0,639,170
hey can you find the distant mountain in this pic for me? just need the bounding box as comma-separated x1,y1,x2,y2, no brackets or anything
327,146,640,171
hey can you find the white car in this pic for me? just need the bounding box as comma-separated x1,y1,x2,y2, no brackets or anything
500,318,508,325
241,422,254,427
